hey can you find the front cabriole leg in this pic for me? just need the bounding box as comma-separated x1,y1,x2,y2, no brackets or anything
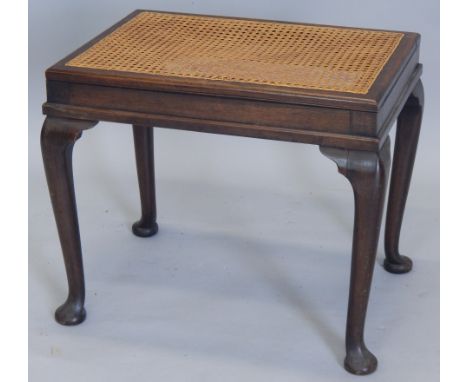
41,116,98,325
320,138,391,375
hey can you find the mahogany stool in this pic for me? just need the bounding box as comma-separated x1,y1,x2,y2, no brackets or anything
41,10,424,375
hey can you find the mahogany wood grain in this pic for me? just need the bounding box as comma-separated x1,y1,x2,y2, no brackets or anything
42,101,381,151
132,125,158,237
320,138,391,375
41,117,98,325
384,79,424,273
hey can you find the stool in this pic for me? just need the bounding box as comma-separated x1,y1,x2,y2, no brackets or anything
41,10,424,375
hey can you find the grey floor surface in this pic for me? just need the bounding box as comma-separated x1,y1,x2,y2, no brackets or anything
29,117,439,381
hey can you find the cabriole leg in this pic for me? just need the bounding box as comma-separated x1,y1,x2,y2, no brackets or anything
320,139,391,375
41,116,98,325
132,125,158,237
384,79,424,274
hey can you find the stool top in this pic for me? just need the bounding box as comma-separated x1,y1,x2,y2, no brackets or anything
46,10,420,111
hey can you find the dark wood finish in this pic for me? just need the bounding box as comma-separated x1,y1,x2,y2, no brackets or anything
41,116,98,325
320,138,391,375
42,9,422,153
42,101,380,151
40,10,425,376
46,81,351,134
377,64,422,147
132,125,158,237
384,80,424,273
45,10,420,113
42,65,422,152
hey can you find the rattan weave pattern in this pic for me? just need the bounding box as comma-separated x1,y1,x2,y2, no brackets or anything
66,12,403,94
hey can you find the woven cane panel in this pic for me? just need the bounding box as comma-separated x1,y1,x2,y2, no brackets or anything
66,12,403,94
